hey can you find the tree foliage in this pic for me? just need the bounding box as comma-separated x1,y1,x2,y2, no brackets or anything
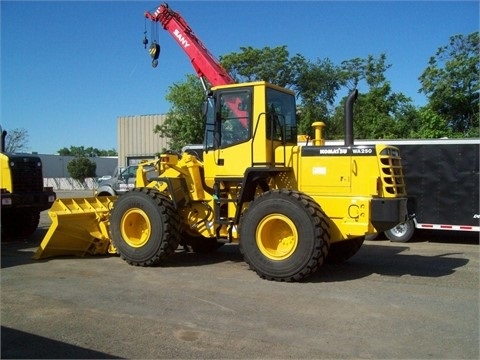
159,31,478,146
419,31,479,137
294,56,342,135
220,46,300,88
67,157,96,184
4,128,29,153
330,54,418,139
153,74,206,151
57,146,117,156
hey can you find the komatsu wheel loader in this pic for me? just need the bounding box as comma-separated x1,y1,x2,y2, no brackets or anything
34,3,407,282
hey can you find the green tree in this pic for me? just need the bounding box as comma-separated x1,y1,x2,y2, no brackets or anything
58,146,117,156
419,31,479,137
220,45,298,88
4,128,29,153
154,74,206,150
413,106,453,138
331,54,418,139
67,157,96,184
294,56,342,136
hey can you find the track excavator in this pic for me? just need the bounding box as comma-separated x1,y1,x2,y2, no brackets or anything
34,3,408,282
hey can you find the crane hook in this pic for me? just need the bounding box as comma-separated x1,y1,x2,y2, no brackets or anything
149,42,160,68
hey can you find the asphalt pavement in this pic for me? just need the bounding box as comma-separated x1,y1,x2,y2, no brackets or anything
1,190,478,359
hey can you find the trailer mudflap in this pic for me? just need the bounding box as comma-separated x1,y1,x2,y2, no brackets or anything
33,196,117,260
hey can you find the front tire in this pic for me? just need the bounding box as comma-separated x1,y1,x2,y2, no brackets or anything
239,190,330,282
109,188,180,266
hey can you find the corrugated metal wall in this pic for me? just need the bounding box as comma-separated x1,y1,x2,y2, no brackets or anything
39,154,117,178
117,114,169,167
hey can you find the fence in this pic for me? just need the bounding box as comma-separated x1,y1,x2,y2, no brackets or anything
44,177,99,190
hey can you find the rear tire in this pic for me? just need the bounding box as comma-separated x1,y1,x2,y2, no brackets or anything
239,189,330,282
109,188,180,266
326,237,364,264
384,219,415,243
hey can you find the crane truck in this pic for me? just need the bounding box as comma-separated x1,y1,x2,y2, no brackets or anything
34,3,408,282
0,127,56,239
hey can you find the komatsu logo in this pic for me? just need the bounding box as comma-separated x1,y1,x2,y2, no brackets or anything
173,29,190,48
318,147,348,155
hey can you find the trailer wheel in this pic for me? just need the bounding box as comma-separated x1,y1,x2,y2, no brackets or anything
239,189,330,282
110,188,180,266
384,219,415,243
326,237,364,264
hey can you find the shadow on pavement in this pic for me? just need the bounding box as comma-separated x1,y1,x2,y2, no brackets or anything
307,242,470,283
1,326,121,359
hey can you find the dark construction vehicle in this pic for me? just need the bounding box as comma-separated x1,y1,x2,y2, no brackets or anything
0,127,56,239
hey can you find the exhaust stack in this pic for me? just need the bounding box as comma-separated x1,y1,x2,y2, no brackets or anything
1,128,6,153
344,89,358,146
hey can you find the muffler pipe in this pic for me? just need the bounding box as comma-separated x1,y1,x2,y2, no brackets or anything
344,89,358,146
1,129,7,153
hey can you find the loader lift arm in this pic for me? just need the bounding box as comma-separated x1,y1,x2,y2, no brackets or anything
145,3,235,89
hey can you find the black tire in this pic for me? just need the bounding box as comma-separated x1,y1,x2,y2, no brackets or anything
183,233,224,253
384,219,415,243
109,188,180,266
1,209,40,239
239,189,330,282
326,237,364,264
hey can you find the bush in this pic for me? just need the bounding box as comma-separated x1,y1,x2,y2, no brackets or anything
67,157,96,184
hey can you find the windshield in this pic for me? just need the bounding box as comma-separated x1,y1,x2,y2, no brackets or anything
204,89,252,149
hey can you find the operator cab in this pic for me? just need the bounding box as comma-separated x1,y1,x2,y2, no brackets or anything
202,81,297,187
203,81,297,161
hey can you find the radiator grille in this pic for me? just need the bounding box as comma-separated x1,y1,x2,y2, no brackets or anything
379,151,406,196
9,155,44,193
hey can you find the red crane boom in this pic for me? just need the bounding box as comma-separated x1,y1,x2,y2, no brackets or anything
145,3,235,88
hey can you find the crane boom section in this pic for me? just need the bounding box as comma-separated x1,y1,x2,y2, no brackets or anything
145,3,234,86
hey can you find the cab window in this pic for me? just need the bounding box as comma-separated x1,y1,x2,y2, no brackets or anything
217,90,251,148
266,88,297,144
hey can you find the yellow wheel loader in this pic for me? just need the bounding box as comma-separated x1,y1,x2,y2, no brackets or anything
35,83,407,282
33,3,407,282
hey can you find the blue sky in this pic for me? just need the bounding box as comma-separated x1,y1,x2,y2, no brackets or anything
1,1,478,154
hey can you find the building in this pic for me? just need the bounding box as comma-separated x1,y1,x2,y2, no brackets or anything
33,114,168,190
39,154,118,190
117,114,169,168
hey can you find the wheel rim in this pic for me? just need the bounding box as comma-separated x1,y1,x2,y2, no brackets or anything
391,223,407,237
256,214,298,260
120,208,151,248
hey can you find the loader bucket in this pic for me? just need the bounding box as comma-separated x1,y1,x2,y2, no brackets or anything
33,196,118,260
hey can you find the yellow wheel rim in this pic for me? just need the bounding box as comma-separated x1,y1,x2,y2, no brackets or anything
120,208,151,248
256,214,298,260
